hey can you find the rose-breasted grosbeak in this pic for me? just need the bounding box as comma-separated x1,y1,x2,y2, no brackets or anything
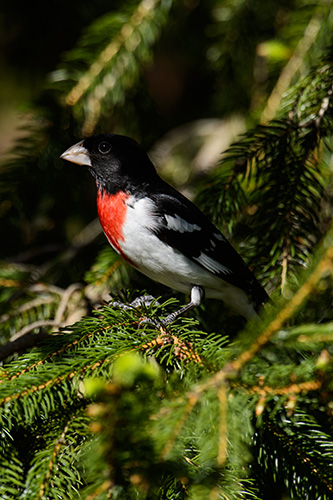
61,134,269,323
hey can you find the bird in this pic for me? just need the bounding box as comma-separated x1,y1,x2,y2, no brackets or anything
61,134,269,324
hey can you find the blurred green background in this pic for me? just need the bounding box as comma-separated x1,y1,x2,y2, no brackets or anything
0,0,330,304
1,3,333,498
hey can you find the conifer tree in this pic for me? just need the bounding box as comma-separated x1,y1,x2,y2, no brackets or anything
1,1,333,499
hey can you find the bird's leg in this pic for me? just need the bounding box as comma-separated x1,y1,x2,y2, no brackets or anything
161,286,204,326
137,287,204,330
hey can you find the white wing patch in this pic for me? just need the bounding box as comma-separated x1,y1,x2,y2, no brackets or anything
127,197,160,231
193,252,232,276
165,214,201,233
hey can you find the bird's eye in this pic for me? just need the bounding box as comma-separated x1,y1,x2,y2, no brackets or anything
98,142,111,154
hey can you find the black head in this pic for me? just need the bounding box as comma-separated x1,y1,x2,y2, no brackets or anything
61,134,159,194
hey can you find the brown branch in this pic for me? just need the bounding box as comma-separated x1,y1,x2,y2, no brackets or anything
217,384,228,467
141,332,203,365
38,422,71,499
0,331,52,361
160,392,199,460
237,379,322,398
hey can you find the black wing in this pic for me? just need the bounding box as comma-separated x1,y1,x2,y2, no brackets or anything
149,183,269,307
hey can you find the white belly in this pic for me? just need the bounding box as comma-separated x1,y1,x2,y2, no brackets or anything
117,198,256,319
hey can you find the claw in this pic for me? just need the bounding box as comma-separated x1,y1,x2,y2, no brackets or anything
138,316,163,331
108,295,162,329
108,300,133,310
130,295,160,308
108,294,160,311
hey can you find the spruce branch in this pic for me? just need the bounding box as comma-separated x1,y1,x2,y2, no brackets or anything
142,227,333,470
241,379,322,399
261,9,324,123
23,413,88,500
254,411,333,499
280,322,333,346
57,0,173,134
228,227,333,373
141,331,204,365
64,0,163,106
0,279,332,498
199,59,333,294
1,4,333,498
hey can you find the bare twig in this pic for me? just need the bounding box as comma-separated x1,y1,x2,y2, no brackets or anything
54,283,83,325
10,320,59,342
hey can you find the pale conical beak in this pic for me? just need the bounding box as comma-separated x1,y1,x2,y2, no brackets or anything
60,141,92,167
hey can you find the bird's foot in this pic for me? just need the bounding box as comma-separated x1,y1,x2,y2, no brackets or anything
137,313,178,331
109,293,199,330
109,295,164,329
138,316,164,330
130,295,159,308
109,294,159,310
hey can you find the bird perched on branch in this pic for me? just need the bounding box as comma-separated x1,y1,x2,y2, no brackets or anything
61,134,269,324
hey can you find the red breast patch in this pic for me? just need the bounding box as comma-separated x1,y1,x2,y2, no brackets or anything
96,189,135,266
